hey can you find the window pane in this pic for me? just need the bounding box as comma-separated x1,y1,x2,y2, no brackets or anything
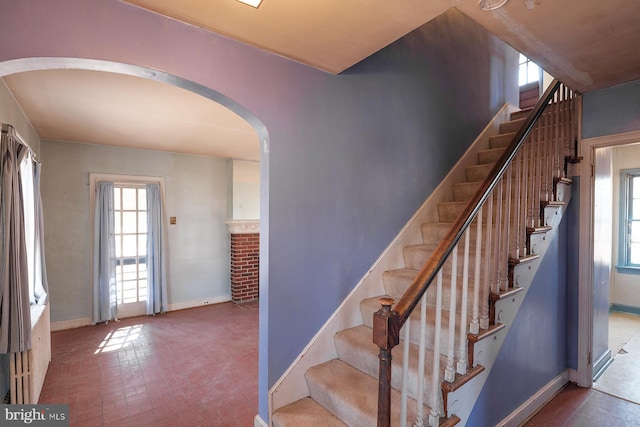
138,212,147,233
631,221,640,242
138,189,147,211
122,188,137,210
138,235,147,256
114,212,121,234
138,280,147,301
633,200,640,220
122,212,137,234
633,176,640,198
122,235,137,257
114,188,121,210
630,243,640,264
115,236,122,258
527,62,539,84
519,63,527,86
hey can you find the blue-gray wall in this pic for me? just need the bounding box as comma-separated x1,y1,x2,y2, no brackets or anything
40,140,231,323
469,211,569,425
583,80,640,139
265,9,519,401
0,2,519,421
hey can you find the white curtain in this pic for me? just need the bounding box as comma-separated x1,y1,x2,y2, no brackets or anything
146,183,167,315
93,181,117,323
32,162,49,305
0,127,31,353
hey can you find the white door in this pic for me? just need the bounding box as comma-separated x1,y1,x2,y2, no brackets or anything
114,184,147,318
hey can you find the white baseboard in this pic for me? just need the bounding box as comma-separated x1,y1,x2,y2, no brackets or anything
51,317,91,331
254,415,268,427
51,296,232,331
497,370,570,427
167,295,231,312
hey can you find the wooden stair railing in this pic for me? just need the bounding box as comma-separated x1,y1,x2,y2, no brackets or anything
373,79,578,427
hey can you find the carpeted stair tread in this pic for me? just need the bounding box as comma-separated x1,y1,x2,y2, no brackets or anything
306,358,428,426
360,296,462,352
272,397,347,427
478,146,507,164
453,181,483,202
465,162,495,182
335,325,446,401
499,117,526,133
489,132,516,149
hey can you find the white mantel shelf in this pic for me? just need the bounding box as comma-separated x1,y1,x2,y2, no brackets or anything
226,219,260,234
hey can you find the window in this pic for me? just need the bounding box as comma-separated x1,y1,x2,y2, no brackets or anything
519,53,540,86
114,184,147,305
619,169,640,272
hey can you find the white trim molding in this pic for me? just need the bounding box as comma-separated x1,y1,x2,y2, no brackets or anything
51,296,232,331
51,317,92,331
253,415,268,427
167,295,231,312
497,370,570,426
226,219,260,234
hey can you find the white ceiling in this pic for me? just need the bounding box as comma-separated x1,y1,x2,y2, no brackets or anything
3,0,640,160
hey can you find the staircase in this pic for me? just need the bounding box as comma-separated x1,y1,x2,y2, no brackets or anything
272,81,579,426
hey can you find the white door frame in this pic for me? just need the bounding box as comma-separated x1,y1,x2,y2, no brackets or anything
577,129,640,386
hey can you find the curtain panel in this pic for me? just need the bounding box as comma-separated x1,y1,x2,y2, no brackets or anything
33,162,49,305
146,183,167,315
93,181,117,323
0,128,31,353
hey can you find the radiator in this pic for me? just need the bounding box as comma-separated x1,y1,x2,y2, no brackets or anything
9,304,51,404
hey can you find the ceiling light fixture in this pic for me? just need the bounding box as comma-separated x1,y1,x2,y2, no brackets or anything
237,0,263,7
479,0,509,11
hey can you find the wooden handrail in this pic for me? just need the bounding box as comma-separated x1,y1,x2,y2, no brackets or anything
373,79,563,426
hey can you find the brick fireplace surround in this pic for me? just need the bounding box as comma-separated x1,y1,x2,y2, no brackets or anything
227,220,260,303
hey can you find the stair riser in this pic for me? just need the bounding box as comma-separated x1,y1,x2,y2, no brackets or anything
438,200,544,223
478,147,505,165
453,181,552,203
383,270,476,308
403,246,481,276
499,118,526,133
361,297,468,353
489,133,515,149
422,223,481,245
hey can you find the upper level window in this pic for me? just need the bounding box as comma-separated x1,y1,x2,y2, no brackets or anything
618,169,640,272
519,54,540,86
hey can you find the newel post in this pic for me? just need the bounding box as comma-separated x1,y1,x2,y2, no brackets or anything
373,297,400,427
